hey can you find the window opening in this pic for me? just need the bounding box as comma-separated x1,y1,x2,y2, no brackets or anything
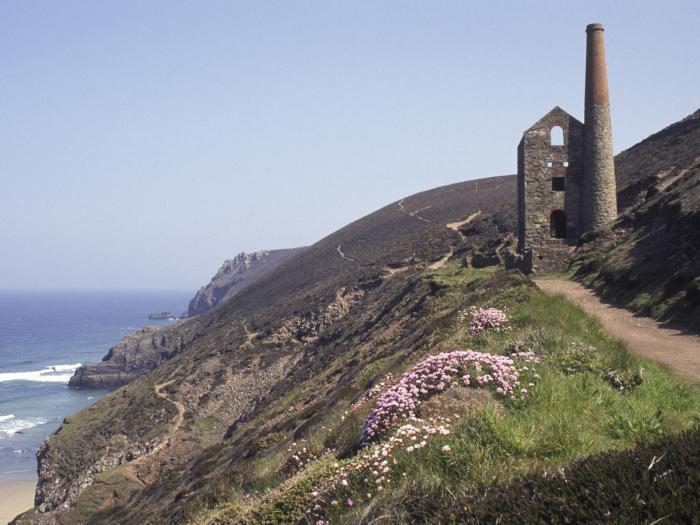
551,126,564,146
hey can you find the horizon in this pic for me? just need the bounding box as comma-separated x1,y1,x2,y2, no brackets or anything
2,1,699,290
0,287,194,293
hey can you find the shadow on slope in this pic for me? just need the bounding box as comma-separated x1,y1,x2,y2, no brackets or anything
573,109,700,332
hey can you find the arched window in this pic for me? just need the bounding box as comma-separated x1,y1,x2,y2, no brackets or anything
551,126,564,146
550,210,567,239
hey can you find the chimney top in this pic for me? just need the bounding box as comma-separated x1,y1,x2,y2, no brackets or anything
586,23,605,32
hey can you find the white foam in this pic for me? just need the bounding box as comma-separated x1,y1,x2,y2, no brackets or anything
0,415,14,423
0,363,81,383
0,416,47,436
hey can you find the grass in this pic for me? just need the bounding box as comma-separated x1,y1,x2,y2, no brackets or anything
325,283,699,523
191,267,700,524
529,267,577,280
422,261,496,287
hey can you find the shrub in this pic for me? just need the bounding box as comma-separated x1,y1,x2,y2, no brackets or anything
604,368,644,392
439,426,700,524
463,307,509,335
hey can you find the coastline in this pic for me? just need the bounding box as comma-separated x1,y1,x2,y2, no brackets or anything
0,289,192,525
0,480,35,524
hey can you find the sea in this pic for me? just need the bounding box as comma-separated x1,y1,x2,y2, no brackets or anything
0,290,192,483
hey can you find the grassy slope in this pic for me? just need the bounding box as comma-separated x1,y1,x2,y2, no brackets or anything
572,109,700,330
439,425,700,524
17,177,517,523
187,266,700,524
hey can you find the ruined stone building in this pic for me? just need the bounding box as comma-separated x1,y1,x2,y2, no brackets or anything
517,23,617,272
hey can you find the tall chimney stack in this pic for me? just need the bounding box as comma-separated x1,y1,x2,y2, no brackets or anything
583,23,617,232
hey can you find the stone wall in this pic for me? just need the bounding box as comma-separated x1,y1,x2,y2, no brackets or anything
517,107,584,272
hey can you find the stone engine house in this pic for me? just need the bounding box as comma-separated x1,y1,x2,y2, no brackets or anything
517,108,584,271
517,23,617,272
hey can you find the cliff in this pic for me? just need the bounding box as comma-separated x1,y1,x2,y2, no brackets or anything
188,248,304,317
68,325,192,389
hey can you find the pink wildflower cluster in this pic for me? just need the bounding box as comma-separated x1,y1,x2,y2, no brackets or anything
306,416,453,523
344,374,398,417
361,349,539,444
468,307,509,335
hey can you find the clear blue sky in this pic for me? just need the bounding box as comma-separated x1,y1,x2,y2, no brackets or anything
1,1,698,290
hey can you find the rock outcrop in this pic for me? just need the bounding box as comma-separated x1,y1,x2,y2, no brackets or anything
188,248,304,316
68,325,187,389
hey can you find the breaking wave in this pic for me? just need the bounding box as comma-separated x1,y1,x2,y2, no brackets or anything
0,414,48,436
0,363,81,383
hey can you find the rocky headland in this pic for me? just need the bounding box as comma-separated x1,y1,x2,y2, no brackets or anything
68,325,187,389
187,248,304,316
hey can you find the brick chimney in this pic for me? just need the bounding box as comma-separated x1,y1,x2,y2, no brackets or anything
582,23,617,232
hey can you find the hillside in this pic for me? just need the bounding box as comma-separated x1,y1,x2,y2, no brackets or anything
572,109,700,331
14,104,700,523
14,108,700,524
20,262,700,524
16,176,518,523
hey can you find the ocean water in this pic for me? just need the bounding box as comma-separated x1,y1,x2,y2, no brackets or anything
0,290,192,483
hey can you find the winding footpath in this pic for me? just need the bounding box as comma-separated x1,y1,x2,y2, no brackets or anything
535,279,700,381
148,376,186,455
112,370,186,487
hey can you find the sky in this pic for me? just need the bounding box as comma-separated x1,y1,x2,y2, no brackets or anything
1,1,698,290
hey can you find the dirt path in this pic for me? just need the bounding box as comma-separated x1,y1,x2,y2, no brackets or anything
428,247,454,270
111,370,185,486
446,210,481,232
396,200,433,224
147,377,186,457
409,205,433,224
244,325,259,343
535,279,700,381
336,243,355,262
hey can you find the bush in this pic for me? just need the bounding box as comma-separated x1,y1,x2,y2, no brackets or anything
439,426,700,524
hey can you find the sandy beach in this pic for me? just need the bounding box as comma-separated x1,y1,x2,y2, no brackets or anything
0,480,35,524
